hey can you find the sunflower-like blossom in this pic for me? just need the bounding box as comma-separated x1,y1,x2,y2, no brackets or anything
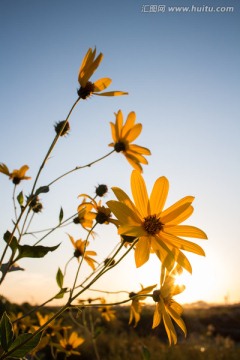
0,163,31,185
73,197,96,230
108,110,151,172
68,235,97,270
98,298,116,322
78,194,119,227
152,265,186,345
58,330,84,356
107,170,207,272
129,284,156,327
77,47,128,99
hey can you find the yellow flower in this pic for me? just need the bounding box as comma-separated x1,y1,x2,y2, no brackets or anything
107,170,207,272
78,195,119,227
152,265,186,345
0,163,31,185
74,197,95,230
68,235,97,270
98,298,116,322
77,47,128,99
129,284,156,327
59,330,84,356
34,312,64,337
109,110,151,172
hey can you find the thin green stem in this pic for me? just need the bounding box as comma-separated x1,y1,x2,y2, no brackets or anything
31,97,80,196
48,149,115,187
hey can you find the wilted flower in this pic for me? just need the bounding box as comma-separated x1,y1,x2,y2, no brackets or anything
77,47,128,99
152,265,187,345
129,284,156,327
107,170,207,271
109,110,151,172
68,234,97,270
0,163,31,185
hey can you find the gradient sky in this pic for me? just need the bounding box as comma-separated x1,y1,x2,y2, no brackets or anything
0,0,240,307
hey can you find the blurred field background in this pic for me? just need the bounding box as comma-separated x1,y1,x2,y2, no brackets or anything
1,296,240,360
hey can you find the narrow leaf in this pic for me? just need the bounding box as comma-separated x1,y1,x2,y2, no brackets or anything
56,268,64,289
3,231,18,253
54,288,68,299
59,207,64,224
15,243,60,261
8,332,42,358
0,263,24,274
35,186,49,196
17,191,24,206
0,312,14,351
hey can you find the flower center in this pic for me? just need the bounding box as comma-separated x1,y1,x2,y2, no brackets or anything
143,215,163,235
152,290,160,302
114,141,126,152
77,81,95,99
74,249,82,258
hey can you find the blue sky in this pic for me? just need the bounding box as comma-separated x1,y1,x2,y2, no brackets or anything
0,0,240,306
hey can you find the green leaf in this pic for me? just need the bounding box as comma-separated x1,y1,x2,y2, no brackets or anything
35,186,49,196
0,312,14,351
0,263,24,274
59,207,64,224
3,231,18,254
56,268,64,289
8,332,42,358
54,288,68,299
15,243,60,261
141,345,151,360
17,191,24,206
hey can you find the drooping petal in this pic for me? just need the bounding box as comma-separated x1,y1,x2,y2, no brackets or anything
170,247,192,274
167,305,187,337
131,170,149,217
162,301,177,345
135,237,151,267
150,176,169,215
124,154,143,173
152,303,162,328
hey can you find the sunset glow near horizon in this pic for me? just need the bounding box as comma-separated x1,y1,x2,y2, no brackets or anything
0,0,240,308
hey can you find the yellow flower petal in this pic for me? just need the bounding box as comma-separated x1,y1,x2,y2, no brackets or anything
135,237,151,267
121,111,136,137
94,91,128,96
93,78,112,91
150,176,169,215
161,231,206,256
166,225,208,239
124,123,142,142
107,200,141,225
131,170,149,217
129,144,151,155
160,202,193,224
0,163,10,176
160,196,194,222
